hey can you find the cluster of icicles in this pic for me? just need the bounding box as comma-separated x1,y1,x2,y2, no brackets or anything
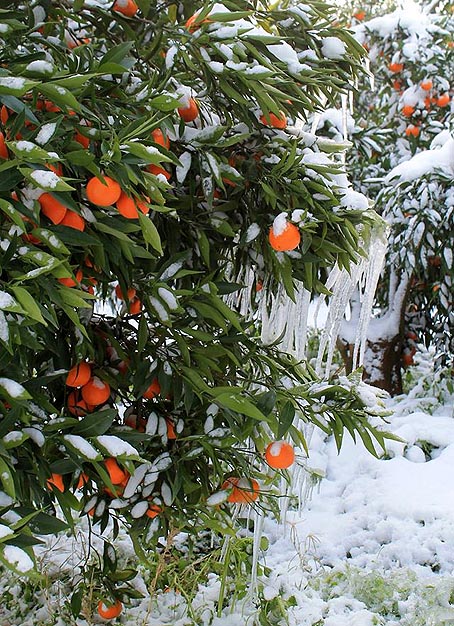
225,220,388,596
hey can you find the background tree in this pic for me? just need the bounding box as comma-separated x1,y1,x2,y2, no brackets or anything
329,1,454,394
0,0,389,616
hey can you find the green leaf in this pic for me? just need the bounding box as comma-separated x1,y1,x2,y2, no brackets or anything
0,457,15,498
10,286,47,325
38,83,81,112
0,76,38,96
277,401,295,439
213,391,271,422
138,212,162,254
72,409,116,437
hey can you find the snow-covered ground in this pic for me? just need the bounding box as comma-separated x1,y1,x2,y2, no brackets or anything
2,350,454,625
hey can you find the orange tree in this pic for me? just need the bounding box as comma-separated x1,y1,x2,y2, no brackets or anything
0,0,389,612
331,2,454,393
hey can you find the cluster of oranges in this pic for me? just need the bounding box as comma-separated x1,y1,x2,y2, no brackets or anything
66,362,111,416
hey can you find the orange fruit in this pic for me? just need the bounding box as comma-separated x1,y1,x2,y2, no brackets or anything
143,378,161,399
38,193,68,224
392,79,402,91
147,164,171,181
67,390,94,416
47,162,63,176
66,362,92,387
116,191,149,218
166,417,176,440
405,125,420,137
146,503,162,519
402,352,414,366
424,96,432,110
353,10,366,20
401,105,415,117
77,472,89,489
178,97,199,122
128,297,142,315
74,131,90,148
112,0,138,17
81,377,111,406
105,457,128,485
222,477,260,504
185,13,211,33
436,93,450,107
388,62,403,73
151,128,170,149
47,473,65,492
97,599,123,620
268,221,301,251
0,132,8,159
421,80,433,91
59,268,83,288
115,284,136,301
60,210,86,231
265,441,295,469
259,111,287,129
86,176,121,207
0,105,9,125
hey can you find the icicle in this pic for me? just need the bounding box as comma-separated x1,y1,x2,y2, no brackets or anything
250,507,265,594
340,93,349,143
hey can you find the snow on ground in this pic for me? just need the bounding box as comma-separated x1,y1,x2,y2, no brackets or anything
2,351,454,624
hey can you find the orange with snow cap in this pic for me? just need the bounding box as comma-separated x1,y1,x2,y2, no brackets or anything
81,376,111,406
268,216,301,252
265,441,295,469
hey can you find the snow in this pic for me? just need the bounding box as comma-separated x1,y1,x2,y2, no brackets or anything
3,546,33,573
35,123,57,146
95,435,140,458
63,435,99,460
0,378,27,398
321,37,346,60
25,60,53,74
272,212,288,236
386,137,454,183
30,169,60,189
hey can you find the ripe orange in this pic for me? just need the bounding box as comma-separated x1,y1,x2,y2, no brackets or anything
115,284,136,301
185,12,211,33
47,162,63,176
116,191,149,218
405,125,420,137
112,0,138,17
259,111,287,129
66,362,92,387
105,457,128,485
0,132,8,159
146,503,162,518
151,128,170,149
166,417,176,440
269,221,301,251
60,210,86,231
392,79,402,91
74,131,90,148
0,105,9,125
147,164,171,180
402,105,415,117
81,377,111,406
222,477,260,504
67,390,94,416
402,352,414,366
38,193,68,224
388,62,404,73
436,93,450,107
97,599,123,620
353,10,366,20
178,98,199,123
59,268,83,288
420,80,433,91
143,378,161,399
77,472,89,489
128,297,142,315
47,473,65,492
265,441,295,469
86,176,121,207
